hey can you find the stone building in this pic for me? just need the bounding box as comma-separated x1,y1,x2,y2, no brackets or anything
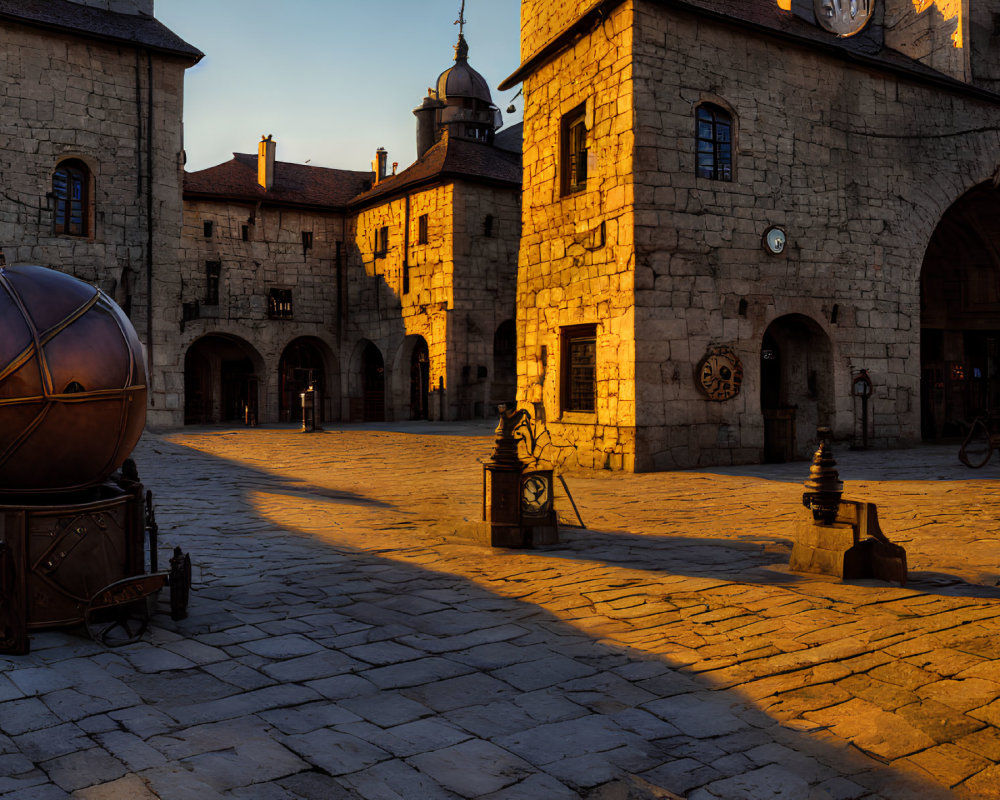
0,0,201,428
344,33,521,423
174,33,521,426
500,0,1000,471
179,138,370,425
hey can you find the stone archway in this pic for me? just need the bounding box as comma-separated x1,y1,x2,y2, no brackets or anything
184,334,264,425
920,183,1000,440
404,335,430,421
278,338,336,424
760,314,834,462
353,340,385,422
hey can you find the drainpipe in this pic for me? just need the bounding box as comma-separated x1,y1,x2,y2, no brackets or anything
403,193,410,295
145,49,155,401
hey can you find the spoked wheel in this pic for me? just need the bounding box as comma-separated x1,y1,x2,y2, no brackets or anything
85,599,151,647
959,418,994,468
85,573,168,647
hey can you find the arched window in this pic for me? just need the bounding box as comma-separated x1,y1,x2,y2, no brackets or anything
695,105,733,181
52,159,90,236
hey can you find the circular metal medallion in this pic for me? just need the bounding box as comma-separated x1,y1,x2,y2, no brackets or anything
697,347,743,402
521,473,551,515
814,0,875,37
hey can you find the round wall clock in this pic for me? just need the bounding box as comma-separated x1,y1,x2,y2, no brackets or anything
763,226,786,255
814,0,875,37
697,347,743,402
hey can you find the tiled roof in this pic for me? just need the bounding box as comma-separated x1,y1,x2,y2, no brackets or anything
0,0,202,61
350,133,521,209
184,154,374,210
495,123,523,155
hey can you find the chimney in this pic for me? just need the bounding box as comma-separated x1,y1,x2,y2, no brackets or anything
371,147,388,184
258,134,276,191
413,92,445,159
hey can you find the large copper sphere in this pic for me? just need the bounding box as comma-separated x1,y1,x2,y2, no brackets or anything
0,264,147,495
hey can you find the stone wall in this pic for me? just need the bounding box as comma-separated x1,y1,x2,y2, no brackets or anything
884,0,970,82
515,0,1000,472
347,179,519,421
348,184,454,420
629,0,1000,469
515,0,638,471
518,0,600,61
0,19,190,428
175,199,346,423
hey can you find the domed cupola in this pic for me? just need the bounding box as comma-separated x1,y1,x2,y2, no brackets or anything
414,30,502,158
436,34,493,105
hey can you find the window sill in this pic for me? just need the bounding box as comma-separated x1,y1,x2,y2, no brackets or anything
559,411,597,424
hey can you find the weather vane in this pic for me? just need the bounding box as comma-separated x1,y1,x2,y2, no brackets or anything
455,0,466,36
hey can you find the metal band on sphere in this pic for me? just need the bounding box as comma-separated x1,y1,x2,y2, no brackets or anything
0,264,147,495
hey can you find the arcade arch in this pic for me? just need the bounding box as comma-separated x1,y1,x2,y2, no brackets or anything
184,334,264,425
278,337,339,424
760,314,834,462
920,183,1000,439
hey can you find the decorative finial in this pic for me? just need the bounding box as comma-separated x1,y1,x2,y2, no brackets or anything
453,0,469,61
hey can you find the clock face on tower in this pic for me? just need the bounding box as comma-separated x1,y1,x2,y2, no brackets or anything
814,0,875,37
697,347,744,402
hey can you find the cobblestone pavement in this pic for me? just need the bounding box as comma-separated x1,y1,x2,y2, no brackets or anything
2,421,1000,799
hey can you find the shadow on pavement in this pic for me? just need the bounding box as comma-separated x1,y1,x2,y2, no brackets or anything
100,435,986,799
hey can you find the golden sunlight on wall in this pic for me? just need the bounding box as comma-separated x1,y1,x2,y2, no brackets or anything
777,0,791,9
912,0,963,47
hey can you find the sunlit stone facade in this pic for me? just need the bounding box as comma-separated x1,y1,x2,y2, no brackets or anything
504,0,1000,471
0,0,201,427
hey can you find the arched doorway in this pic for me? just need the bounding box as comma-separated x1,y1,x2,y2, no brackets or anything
920,183,1000,439
408,336,430,420
361,341,385,422
184,335,263,425
279,338,327,424
760,315,834,462
492,319,516,409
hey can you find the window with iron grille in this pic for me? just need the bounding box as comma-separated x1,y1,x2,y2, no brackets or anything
696,104,733,181
204,261,221,306
267,288,293,319
561,105,588,195
417,214,428,245
561,324,597,413
52,159,89,236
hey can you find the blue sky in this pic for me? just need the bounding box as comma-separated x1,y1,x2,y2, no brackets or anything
156,0,523,174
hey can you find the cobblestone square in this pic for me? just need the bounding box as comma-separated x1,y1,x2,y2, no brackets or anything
2,422,999,798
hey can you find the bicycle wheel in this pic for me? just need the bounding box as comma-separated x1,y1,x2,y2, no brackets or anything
959,419,993,468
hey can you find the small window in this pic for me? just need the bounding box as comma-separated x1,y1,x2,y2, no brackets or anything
302,231,313,254
204,261,221,306
52,159,90,236
242,224,250,242
696,104,733,181
203,220,213,238
483,214,494,237
267,288,293,319
417,214,428,245
561,104,588,195
561,324,597,414
374,225,388,258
